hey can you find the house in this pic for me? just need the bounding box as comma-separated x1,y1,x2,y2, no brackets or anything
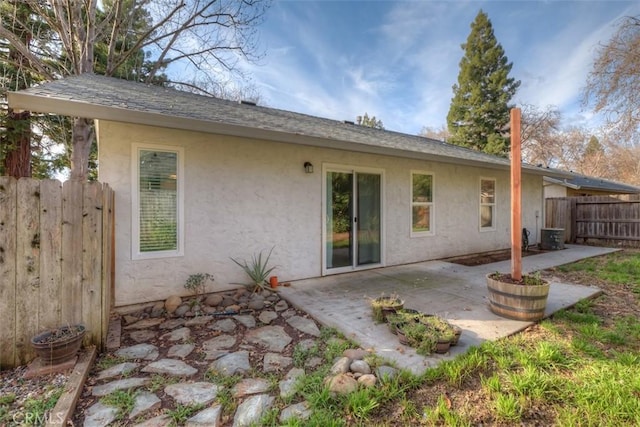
8,74,571,307
544,175,640,198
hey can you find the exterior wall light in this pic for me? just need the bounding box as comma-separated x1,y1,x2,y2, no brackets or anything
304,162,314,173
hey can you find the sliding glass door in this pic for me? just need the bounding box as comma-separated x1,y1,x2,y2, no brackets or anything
325,167,382,273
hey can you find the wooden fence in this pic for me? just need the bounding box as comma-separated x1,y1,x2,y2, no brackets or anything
545,194,640,247
0,177,114,369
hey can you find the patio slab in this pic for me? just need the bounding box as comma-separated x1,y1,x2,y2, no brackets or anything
278,245,618,374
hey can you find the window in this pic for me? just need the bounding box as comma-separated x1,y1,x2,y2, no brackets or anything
132,144,184,259
411,172,434,235
480,178,496,230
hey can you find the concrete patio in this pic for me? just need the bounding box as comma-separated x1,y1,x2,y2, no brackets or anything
278,245,618,374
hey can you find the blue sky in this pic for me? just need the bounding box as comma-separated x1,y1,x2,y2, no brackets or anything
239,0,640,135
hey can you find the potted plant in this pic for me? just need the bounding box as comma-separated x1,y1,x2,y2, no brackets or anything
486,271,550,321
31,324,86,365
369,293,404,322
231,247,277,293
399,322,436,356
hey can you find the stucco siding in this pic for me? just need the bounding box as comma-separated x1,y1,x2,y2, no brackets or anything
98,121,544,306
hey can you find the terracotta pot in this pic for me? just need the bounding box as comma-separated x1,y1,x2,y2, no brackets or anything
31,325,85,365
435,340,451,354
269,276,278,289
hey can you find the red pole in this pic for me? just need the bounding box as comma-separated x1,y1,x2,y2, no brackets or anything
511,108,522,280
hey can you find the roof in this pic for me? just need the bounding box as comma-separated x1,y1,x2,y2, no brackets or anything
8,73,568,177
544,175,640,194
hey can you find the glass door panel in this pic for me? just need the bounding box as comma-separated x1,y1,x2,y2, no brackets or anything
326,172,353,269
357,173,381,265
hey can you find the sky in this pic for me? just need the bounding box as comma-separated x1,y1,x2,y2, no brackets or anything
237,0,640,136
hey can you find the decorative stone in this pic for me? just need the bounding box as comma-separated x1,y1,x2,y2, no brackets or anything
205,294,224,307
279,367,305,398
343,348,369,360
209,351,250,376
161,327,191,342
165,295,182,313
209,318,236,333
233,394,275,427
274,300,289,312
150,302,165,317
115,344,159,361
175,305,190,317
83,402,118,427
185,315,213,326
286,316,321,337
225,304,241,313
247,298,265,310
297,339,317,352
165,382,220,406
232,378,271,397
96,362,140,381
221,296,237,307
203,334,236,351
326,373,358,395
305,357,323,369
350,360,371,375
358,374,377,388
258,311,278,324
129,392,161,419
376,365,399,381
263,352,292,372
279,401,312,423
167,343,195,359
142,359,197,376
245,326,292,352
186,405,222,427
330,357,351,375
235,315,256,328
92,378,150,396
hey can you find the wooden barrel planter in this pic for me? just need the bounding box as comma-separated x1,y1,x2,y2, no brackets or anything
31,325,86,365
486,274,550,321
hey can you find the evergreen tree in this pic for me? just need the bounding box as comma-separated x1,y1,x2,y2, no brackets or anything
447,10,520,156
356,113,384,130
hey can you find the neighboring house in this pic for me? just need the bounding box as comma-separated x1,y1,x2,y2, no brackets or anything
9,74,571,307
544,175,640,198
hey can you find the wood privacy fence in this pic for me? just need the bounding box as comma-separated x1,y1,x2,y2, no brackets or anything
0,177,114,369
545,194,640,247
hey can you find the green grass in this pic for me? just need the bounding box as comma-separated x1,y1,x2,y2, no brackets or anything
557,251,640,292
100,389,137,420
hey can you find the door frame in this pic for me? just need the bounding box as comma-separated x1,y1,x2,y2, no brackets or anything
321,163,385,275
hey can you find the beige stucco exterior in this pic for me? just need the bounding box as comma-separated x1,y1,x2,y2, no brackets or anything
98,120,545,306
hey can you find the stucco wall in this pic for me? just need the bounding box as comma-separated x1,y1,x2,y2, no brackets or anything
98,121,544,306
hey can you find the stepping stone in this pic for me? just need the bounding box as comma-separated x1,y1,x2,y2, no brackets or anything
96,362,139,381
161,327,191,341
297,339,317,352
202,334,236,351
258,311,278,324
92,377,150,396
233,394,275,427
204,350,230,361
185,316,213,326
115,344,159,361
142,359,197,376
209,351,250,376
263,353,292,372
167,343,195,359
131,414,171,427
209,318,236,333
186,405,222,427
274,300,288,312
129,392,161,419
124,318,164,329
305,357,323,369
159,318,186,329
83,401,118,427
280,401,312,423
165,382,220,406
245,326,292,352
232,378,270,398
286,316,321,337
279,367,305,398
130,330,157,343
235,315,256,328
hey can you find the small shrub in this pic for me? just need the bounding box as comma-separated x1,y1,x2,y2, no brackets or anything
184,273,213,296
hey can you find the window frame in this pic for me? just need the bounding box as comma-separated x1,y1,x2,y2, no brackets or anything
131,143,185,260
479,177,496,232
410,170,435,237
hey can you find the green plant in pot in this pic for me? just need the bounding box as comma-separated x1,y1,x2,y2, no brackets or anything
370,293,404,323
399,322,437,356
486,270,550,321
231,247,277,293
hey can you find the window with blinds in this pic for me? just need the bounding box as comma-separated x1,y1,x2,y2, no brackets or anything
133,145,183,258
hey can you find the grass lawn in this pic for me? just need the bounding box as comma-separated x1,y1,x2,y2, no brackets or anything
280,249,640,426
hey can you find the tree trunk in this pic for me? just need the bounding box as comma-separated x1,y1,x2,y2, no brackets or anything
69,117,94,181
3,109,32,178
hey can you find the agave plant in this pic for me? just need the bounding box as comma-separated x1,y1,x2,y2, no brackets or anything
231,247,277,292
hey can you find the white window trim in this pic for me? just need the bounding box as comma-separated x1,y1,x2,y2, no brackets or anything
479,177,496,232
410,170,435,237
131,143,185,260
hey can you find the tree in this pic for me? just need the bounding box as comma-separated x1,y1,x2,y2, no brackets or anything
420,125,450,141
520,104,562,167
356,113,384,130
1,0,269,180
584,15,640,144
447,10,520,156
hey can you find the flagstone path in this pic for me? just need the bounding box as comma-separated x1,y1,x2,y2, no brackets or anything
74,289,398,426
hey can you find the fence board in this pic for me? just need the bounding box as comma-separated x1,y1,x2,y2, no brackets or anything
0,178,114,369
15,179,41,365
0,177,18,369
39,180,63,329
